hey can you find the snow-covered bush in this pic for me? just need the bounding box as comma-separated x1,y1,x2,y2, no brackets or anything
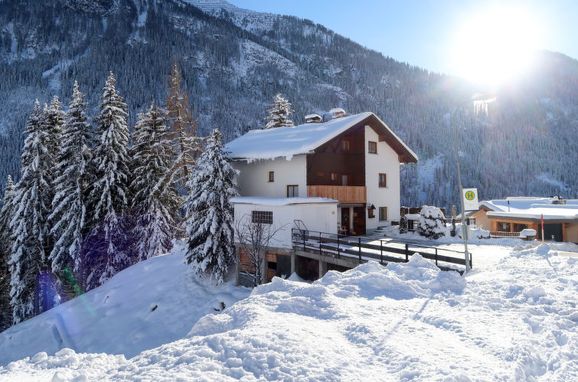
459,226,490,239
417,206,446,239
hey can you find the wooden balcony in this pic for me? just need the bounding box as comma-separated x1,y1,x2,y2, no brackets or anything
307,185,366,204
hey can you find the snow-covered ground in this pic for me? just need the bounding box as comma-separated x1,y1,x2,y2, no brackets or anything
1,241,577,381
0,242,250,366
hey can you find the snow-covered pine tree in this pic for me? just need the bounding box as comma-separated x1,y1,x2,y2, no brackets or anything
265,93,294,129
9,101,55,323
0,176,15,330
82,72,131,290
130,104,181,261
167,62,198,187
44,96,65,165
185,129,237,284
49,82,93,299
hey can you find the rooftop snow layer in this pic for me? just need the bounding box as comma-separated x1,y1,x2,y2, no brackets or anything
226,112,373,160
481,197,578,220
231,196,338,206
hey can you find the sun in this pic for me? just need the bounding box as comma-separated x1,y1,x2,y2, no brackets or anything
451,6,544,88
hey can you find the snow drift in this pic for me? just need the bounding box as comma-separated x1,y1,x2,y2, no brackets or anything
1,243,577,381
0,242,250,365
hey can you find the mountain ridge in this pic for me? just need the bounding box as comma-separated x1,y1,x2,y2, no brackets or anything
0,0,576,209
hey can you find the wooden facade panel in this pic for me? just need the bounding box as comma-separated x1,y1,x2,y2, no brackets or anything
307,185,366,204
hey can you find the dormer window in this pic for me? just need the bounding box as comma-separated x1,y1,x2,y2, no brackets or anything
268,171,274,182
368,141,377,154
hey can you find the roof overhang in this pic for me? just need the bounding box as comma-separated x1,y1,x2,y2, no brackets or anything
366,113,418,164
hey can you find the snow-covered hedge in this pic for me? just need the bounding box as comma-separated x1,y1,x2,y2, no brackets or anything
418,205,446,239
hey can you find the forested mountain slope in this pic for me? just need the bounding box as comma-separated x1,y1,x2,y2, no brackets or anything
1,0,577,209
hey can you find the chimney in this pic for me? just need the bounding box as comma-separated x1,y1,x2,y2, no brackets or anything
304,113,323,123
329,107,346,119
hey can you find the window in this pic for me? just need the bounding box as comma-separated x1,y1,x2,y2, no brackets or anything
379,207,388,221
330,173,338,182
341,175,349,186
287,185,299,197
368,141,377,154
342,139,350,152
379,173,387,188
268,171,274,182
252,211,273,224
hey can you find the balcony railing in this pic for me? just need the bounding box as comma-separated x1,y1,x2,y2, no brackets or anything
307,185,366,204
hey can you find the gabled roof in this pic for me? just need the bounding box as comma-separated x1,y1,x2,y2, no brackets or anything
480,197,578,221
225,112,418,163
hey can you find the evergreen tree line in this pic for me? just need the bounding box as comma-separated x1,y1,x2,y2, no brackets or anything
0,65,222,329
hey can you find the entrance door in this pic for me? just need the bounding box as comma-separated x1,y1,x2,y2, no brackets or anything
341,208,350,235
353,206,366,236
543,223,563,242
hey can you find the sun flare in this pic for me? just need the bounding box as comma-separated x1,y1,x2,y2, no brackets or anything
452,6,544,87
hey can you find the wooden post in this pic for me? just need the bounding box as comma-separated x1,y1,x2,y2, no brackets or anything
380,240,383,264
319,232,322,255
358,237,362,262
337,235,340,258
291,250,296,274
405,244,409,262
434,248,438,266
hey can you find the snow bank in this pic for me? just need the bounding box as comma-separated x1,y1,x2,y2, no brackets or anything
2,245,577,381
0,241,250,365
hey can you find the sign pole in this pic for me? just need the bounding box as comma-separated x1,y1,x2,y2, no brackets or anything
457,164,470,272
541,214,544,243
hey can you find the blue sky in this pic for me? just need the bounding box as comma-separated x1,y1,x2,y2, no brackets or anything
229,0,577,76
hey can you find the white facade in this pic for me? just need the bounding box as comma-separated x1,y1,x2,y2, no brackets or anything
233,155,307,198
232,198,338,248
364,125,401,230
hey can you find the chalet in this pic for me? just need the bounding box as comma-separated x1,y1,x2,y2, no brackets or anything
225,110,418,284
471,197,578,242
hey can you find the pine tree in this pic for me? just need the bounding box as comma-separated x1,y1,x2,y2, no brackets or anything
265,93,294,129
167,62,198,187
9,101,54,324
49,82,92,299
185,129,237,284
0,176,15,331
82,72,131,290
44,96,65,164
130,104,181,261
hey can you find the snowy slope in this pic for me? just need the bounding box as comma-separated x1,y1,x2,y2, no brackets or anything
0,242,250,365
2,243,577,381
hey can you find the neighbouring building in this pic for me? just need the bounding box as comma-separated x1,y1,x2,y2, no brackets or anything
225,110,418,284
471,196,578,242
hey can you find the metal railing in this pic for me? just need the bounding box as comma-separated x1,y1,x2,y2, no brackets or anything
291,228,471,272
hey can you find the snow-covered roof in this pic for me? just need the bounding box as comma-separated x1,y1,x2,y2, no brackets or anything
480,197,578,221
225,112,418,163
231,196,338,206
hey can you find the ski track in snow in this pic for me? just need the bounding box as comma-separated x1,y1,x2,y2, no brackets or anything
1,242,577,381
